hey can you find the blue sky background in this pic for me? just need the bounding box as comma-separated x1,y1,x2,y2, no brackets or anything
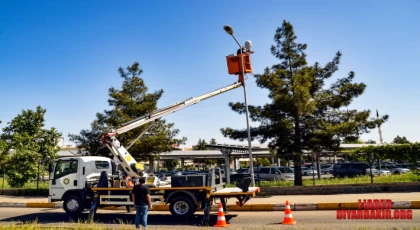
1,0,419,148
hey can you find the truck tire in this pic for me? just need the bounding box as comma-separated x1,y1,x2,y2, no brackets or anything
169,196,196,218
63,196,84,218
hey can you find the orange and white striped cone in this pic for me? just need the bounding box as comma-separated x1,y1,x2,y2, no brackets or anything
281,200,296,225
214,203,229,227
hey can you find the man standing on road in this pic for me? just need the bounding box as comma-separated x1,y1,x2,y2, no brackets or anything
132,177,152,229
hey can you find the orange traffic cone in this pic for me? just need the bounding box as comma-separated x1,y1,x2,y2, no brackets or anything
281,200,296,225
214,203,229,227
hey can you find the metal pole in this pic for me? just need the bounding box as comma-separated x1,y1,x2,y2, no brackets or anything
238,40,255,187
37,161,40,190
2,172,5,190
312,156,315,185
378,124,383,170
370,153,374,184
225,26,255,187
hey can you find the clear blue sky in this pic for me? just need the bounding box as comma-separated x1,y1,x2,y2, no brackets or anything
1,0,419,148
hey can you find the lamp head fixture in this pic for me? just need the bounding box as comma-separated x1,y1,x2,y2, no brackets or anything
223,25,234,35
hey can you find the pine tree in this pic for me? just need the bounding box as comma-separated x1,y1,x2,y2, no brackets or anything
209,138,217,145
69,62,187,160
392,135,410,144
194,138,202,150
221,20,388,186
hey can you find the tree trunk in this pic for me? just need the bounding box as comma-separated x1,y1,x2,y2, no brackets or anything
293,156,303,186
294,116,303,186
148,156,154,174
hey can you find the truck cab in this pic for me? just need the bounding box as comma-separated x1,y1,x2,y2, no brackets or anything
49,156,113,215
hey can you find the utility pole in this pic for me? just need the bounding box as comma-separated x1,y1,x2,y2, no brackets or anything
37,160,40,190
377,109,384,145
377,109,383,170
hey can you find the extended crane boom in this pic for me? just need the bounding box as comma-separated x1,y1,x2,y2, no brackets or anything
115,81,243,135
101,80,243,185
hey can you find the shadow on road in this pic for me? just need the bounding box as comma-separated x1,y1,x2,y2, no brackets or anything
0,211,237,227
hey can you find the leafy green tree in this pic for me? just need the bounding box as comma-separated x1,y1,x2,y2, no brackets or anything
254,157,271,166
353,142,420,166
69,62,187,162
196,139,207,150
163,159,179,170
343,138,364,144
192,138,217,167
193,138,202,150
69,120,109,156
393,135,410,144
221,20,388,186
0,106,61,187
239,161,247,168
364,140,376,144
209,138,217,145
0,121,6,175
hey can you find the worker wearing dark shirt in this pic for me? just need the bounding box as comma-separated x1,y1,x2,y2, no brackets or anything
132,177,152,229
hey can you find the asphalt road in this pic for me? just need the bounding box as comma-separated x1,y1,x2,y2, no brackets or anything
1,208,419,229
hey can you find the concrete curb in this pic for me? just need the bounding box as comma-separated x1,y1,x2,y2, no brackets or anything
2,201,420,211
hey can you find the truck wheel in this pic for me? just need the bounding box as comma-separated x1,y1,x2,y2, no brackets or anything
169,196,195,218
63,196,84,218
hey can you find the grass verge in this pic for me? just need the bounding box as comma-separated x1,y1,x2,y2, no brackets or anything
227,172,420,187
0,178,49,189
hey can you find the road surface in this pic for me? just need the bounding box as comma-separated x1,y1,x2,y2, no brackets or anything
0,207,419,229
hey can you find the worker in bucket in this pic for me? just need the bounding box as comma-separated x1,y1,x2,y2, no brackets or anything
126,175,134,187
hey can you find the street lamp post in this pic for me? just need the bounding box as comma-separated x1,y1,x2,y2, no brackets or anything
223,25,255,187
37,160,41,190
1,165,4,190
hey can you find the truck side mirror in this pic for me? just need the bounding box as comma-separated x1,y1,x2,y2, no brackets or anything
48,163,53,173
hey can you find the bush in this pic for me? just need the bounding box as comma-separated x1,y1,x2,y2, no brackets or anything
4,151,38,188
0,188,48,196
0,177,49,189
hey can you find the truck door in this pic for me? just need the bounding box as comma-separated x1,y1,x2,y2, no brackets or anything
50,159,80,200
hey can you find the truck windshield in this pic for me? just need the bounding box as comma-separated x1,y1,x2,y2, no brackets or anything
95,161,109,169
54,160,78,179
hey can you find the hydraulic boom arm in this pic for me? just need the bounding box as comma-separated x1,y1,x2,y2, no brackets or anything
101,81,243,183
114,81,242,135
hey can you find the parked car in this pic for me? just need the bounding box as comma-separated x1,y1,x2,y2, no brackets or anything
182,170,202,175
276,167,295,180
156,171,172,185
321,164,333,174
374,166,391,176
245,166,293,181
236,168,248,173
301,167,317,176
332,162,379,178
229,173,265,183
381,165,410,175
168,170,182,175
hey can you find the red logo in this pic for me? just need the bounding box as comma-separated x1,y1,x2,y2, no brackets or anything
337,199,413,220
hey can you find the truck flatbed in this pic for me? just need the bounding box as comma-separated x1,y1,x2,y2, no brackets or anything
87,183,259,224
91,186,259,195
213,187,260,196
